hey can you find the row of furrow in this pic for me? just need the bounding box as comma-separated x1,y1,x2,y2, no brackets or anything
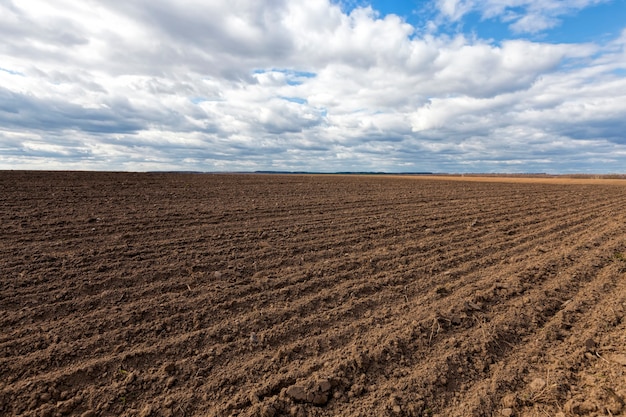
1,254,386,366
127,193,584,324
1,184,620,282
444,215,619,328
158,211,620,412
0,188,620,352
436,225,626,412
455,239,626,416
301,199,614,298
1,186,620,356
77,179,532,226
3,182,600,270
3,176,624,416
233,184,619,246
0,263,400,401
0,211,451,314
346,211,621,354
0,203,616,352
218,196,585,274
2,272,436,400
2,214,388,334
309,218,626,416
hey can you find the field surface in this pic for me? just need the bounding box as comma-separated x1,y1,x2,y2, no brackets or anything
1,172,626,417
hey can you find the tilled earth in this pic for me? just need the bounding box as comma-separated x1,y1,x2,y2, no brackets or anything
1,172,625,417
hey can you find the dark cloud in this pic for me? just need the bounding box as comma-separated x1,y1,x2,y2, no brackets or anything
0,87,145,134
557,121,626,144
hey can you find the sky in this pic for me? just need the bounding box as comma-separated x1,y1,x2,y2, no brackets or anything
1,0,625,173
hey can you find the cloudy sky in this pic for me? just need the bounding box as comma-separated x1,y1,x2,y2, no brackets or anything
1,0,625,173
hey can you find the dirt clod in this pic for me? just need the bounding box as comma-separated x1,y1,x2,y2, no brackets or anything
584,338,597,351
317,379,332,393
285,386,308,402
501,393,518,408
500,408,514,417
564,399,598,415
163,363,176,375
529,378,547,392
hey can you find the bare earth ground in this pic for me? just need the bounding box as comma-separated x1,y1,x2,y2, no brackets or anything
1,172,625,417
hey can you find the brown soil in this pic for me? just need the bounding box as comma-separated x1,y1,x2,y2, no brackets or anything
1,172,625,417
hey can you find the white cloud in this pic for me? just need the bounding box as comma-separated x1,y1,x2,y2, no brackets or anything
435,0,610,34
437,0,473,21
0,0,625,173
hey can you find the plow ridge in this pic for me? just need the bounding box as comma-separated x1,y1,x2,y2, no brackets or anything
1,172,625,417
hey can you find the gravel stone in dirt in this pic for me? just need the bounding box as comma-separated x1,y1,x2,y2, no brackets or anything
1,172,626,416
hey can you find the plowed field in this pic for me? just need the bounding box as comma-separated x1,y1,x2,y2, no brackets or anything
2,172,626,417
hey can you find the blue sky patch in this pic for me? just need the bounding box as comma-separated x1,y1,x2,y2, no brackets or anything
0,67,24,76
280,96,308,105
